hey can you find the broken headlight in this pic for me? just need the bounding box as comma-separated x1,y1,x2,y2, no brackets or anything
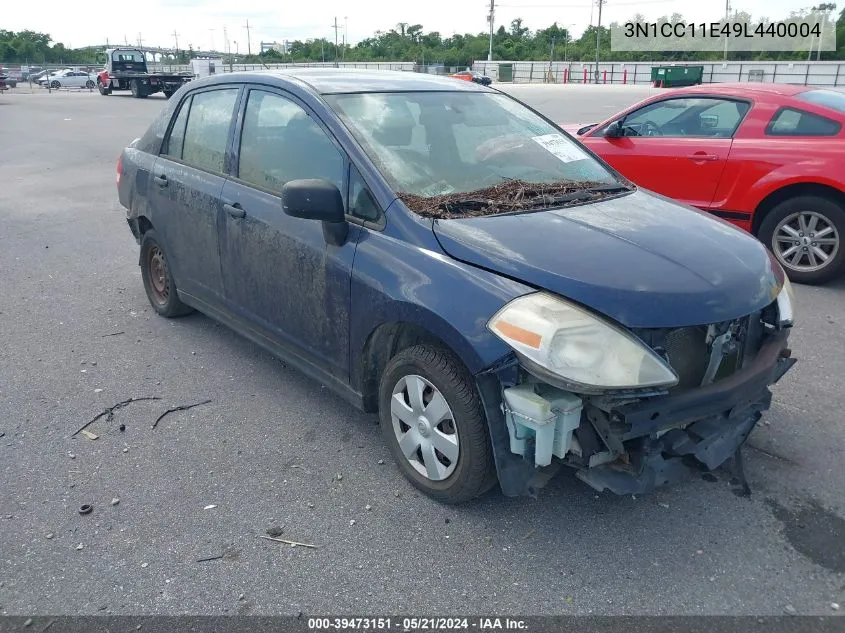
488,292,678,393
776,275,795,327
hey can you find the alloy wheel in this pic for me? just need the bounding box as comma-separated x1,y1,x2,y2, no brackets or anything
773,211,840,273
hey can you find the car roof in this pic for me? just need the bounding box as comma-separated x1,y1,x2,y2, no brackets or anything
198,68,492,94
667,82,811,99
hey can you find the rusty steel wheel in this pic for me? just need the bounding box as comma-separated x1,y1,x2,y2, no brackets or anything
147,246,170,306
140,229,194,317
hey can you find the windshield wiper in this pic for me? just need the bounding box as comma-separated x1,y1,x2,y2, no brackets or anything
584,183,634,193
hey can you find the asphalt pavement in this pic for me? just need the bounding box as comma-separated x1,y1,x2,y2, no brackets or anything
1,85,844,617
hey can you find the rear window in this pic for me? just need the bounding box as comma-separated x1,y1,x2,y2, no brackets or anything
766,107,841,137
796,89,845,113
180,88,239,173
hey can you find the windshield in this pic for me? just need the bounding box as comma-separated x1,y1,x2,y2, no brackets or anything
326,92,619,205
797,89,845,114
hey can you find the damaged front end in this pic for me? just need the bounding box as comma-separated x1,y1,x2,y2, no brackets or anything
477,292,796,497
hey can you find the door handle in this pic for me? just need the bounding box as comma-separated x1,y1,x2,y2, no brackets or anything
686,153,718,162
153,174,168,187
223,202,246,219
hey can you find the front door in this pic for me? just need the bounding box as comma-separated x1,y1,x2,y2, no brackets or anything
219,87,358,379
585,97,750,209
147,86,241,302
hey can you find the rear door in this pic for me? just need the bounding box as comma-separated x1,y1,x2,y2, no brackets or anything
218,87,359,379
146,86,241,304
585,97,750,209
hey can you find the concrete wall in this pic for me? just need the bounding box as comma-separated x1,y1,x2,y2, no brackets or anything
472,60,845,87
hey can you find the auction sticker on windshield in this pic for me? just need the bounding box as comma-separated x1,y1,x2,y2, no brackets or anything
532,133,590,163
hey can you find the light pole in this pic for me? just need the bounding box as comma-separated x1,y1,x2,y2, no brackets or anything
595,0,604,83
813,3,837,61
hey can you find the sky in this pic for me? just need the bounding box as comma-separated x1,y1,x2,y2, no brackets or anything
3,0,820,52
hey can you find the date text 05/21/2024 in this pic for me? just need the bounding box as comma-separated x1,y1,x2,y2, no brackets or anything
307,617,528,631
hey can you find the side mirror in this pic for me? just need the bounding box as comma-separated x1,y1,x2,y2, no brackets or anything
282,179,348,246
604,120,623,139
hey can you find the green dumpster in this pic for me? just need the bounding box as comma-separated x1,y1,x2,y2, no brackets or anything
498,63,514,82
650,65,704,88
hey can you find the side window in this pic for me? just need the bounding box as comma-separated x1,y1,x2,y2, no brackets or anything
766,108,842,136
162,96,191,159
619,98,749,138
238,90,344,194
181,88,239,173
348,166,381,223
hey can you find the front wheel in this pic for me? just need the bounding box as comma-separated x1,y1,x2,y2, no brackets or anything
163,89,174,99
140,230,194,317
758,195,845,284
97,81,111,95
85,79,95,89
50,80,60,89
378,344,496,504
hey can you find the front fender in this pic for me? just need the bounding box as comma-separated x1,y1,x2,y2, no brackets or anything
348,226,533,392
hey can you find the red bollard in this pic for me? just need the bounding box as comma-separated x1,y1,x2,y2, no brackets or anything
563,68,568,83
603,70,607,84
623,69,628,84
583,67,588,83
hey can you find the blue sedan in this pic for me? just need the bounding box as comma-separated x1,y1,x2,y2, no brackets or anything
117,69,796,503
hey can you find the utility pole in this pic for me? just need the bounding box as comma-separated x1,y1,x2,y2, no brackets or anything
343,16,348,63
172,30,179,54
332,17,341,66
548,36,555,79
723,0,731,61
487,0,495,61
223,25,229,55
137,32,144,48
209,29,215,52
595,0,604,83
244,19,252,56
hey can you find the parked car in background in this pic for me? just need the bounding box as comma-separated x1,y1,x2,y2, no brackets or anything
39,69,96,89
117,70,795,503
29,69,53,84
450,70,492,86
567,83,845,284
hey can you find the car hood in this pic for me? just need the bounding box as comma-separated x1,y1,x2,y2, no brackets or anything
432,189,783,328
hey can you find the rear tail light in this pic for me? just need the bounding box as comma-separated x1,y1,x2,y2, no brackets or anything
116,154,123,186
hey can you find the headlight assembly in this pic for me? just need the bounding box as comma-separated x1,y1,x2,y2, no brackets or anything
488,292,678,393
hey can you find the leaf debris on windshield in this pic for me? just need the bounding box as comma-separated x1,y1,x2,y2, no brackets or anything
398,179,610,219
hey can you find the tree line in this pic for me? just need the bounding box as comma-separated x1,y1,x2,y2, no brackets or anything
2,9,843,67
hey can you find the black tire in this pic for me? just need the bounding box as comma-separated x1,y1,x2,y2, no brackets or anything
85,79,95,89
140,230,194,317
97,81,111,95
163,90,174,99
130,79,148,99
757,195,845,285
50,80,60,89
378,344,497,504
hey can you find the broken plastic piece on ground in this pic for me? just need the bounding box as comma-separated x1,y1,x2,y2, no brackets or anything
78,504,93,515
80,430,99,440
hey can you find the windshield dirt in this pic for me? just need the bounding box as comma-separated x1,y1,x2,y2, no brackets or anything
398,179,621,219
326,91,619,207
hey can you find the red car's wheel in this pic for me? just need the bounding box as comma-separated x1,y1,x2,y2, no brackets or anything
759,195,845,285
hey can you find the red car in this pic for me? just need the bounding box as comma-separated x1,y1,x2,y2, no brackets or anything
568,84,845,284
